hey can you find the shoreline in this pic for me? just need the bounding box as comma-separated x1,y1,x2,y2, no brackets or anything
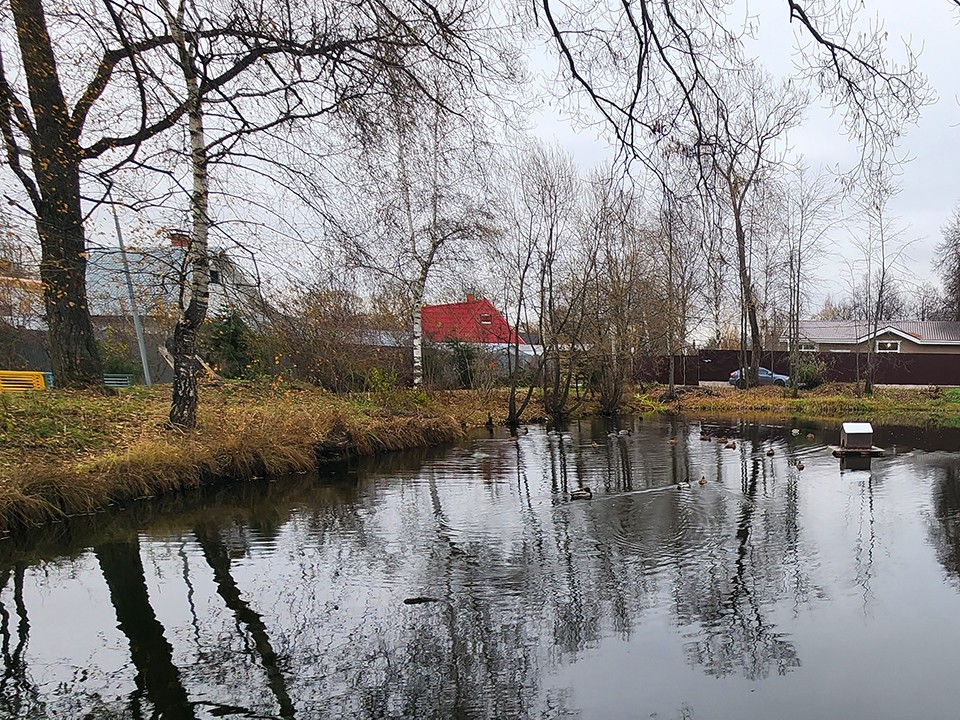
641,383,960,427
0,383,495,534
1,381,958,534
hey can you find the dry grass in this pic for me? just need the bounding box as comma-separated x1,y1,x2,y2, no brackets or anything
9,378,947,533
646,382,956,422
0,381,478,533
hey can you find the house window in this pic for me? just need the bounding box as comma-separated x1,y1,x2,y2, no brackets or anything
209,269,221,285
876,340,900,353
479,312,492,325
798,342,817,352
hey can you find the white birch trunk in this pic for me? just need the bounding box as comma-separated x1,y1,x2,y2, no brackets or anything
164,0,211,429
412,306,423,387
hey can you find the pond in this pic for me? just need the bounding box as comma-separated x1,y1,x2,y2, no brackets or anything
3,416,960,719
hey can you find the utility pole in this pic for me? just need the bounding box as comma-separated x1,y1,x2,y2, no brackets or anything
109,194,153,386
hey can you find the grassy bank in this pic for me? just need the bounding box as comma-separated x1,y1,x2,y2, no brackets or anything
5,379,956,534
638,383,960,425
0,381,506,533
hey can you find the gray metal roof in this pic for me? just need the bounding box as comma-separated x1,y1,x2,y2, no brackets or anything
86,246,264,321
86,247,185,317
798,320,960,344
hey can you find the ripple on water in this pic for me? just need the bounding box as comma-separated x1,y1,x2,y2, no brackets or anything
579,486,732,575
12,416,960,720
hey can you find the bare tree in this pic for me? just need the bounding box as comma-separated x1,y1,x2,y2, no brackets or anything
493,147,543,426
157,0,212,428
935,203,960,320
908,282,949,321
699,69,807,385
341,71,495,388
492,141,593,423
852,160,909,394
529,147,592,422
645,196,702,396
581,168,652,413
780,165,842,396
535,1,929,166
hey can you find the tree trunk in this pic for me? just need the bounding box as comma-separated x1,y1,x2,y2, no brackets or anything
411,278,426,388
37,204,104,389
789,246,801,398
666,223,676,399
731,188,762,384
10,0,103,388
599,332,623,415
167,1,211,429
412,308,423,387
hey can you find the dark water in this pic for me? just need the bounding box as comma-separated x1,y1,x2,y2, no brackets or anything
4,416,960,719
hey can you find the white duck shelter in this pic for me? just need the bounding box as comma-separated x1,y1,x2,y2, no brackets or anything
841,422,873,449
834,422,884,457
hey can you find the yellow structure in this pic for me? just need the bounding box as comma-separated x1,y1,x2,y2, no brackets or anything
0,370,46,392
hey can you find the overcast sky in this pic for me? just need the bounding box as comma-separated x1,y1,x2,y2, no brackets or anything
529,1,960,306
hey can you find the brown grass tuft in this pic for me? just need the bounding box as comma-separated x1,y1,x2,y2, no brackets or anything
0,383,470,533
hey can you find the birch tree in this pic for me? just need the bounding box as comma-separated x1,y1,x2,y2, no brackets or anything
128,0,493,426
780,166,841,396
854,161,908,395
343,73,495,388
0,0,491,389
158,0,210,429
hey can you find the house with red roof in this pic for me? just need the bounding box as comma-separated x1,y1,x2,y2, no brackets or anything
421,295,525,346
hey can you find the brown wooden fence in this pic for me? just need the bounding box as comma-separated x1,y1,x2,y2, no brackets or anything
634,349,960,386
631,355,700,385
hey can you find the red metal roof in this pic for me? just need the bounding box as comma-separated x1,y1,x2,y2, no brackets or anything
421,298,524,345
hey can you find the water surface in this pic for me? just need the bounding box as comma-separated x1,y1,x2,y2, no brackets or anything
3,416,960,719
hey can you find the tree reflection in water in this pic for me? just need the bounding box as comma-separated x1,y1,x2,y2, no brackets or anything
0,565,43,720
930,462,960,585
3,419,960,717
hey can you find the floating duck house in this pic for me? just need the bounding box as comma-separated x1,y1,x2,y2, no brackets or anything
840,422,873,449
833,422,883,458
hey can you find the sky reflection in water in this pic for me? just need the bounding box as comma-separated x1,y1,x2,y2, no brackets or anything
3,417,960,719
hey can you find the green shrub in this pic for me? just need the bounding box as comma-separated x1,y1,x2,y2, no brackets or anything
199,311,265,379
943,387,960,403
793,356,827,389
365,367,397,393
445,340,478,389
98,326,140,377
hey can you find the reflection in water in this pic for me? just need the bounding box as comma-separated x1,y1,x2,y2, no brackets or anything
96,537,196,720
841,455,874,473
0,565,41,720
931,464,960,587
192,522,295,718
2,418,960,718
